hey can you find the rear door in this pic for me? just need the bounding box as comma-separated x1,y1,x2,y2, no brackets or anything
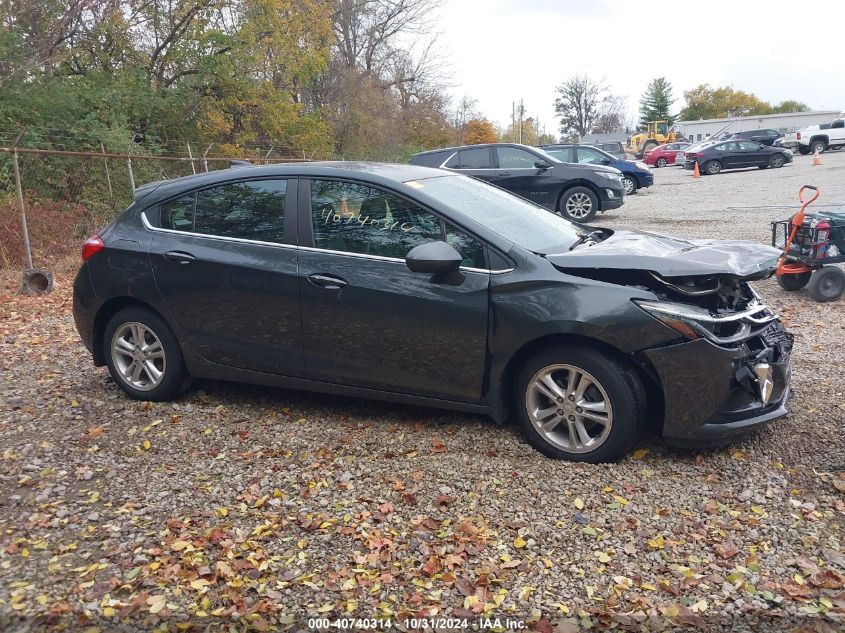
148,178,304,376
297,177,490,401
715,142,743,168
443,147,496,182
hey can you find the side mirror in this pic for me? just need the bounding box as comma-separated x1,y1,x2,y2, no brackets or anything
601,158,611,165
534,161,550,169
405,241,462,274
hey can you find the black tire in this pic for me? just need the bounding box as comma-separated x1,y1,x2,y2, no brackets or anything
769,153,786,168
777,272,811,291
512,344,645,463
641,141,658,158
704,160,721,175
655,157,668,168
621,174,638,195
558,186,599,222
811,139,827,154
798,146,810,155
103,307,191,401
809,267,845,302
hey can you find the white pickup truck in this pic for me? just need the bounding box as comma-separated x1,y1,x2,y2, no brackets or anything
791,119,845,154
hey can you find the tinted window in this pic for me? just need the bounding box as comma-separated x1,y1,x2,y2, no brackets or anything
445,225,485,268
832,120,844,129
738,141,763,151
160,194,195,231
545,147,575,162
311,180,444,259
497,147,541,168
446,147,490,169
576,147,608,164
193,180,287,242
715,142,735,151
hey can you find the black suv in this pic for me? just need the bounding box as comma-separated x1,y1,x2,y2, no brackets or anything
410,143,625,222
729,129,782,146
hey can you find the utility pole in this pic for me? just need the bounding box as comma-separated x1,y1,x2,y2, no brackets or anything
512,102,516,143
518,99,524,144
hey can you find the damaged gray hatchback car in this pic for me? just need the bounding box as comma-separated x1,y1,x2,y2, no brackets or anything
73,164,793,462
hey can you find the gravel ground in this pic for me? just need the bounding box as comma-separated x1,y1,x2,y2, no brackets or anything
1,151,844,632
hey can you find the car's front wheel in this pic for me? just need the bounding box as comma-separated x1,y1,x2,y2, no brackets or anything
621,175,638,195
559,187,598,222
704,160,721,175
656,157,668,167
769,154,785,168
514,345,644,463
104,307,190,401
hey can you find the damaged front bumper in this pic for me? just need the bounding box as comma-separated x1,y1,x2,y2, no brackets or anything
640,320,793,445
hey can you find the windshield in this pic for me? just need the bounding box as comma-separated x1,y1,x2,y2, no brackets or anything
408,174,580,253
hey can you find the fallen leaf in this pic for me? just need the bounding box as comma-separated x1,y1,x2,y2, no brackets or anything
574,498,585,510
715,540,739,559
632,449,648,460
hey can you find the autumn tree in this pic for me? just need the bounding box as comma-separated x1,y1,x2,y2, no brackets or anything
464,118,496,144
678,85,805,120
554,75,609,137
592,95,628,134
639,77,674,126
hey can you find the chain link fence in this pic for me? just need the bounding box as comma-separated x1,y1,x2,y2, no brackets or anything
0,127,308,272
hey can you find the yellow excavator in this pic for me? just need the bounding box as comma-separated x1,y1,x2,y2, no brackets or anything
626,121,680,158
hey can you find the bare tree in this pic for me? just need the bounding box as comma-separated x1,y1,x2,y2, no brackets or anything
553,74,609,137
591,95,628,134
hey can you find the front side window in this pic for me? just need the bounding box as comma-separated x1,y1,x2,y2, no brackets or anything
496,146,541,169
194,180,287,242
738,141,763,152
445,225,485,268
310,180,444,259
576,147,608,164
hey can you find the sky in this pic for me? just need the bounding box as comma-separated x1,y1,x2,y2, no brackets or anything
433,0,845,134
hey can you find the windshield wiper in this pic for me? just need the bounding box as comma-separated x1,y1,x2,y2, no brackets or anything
569,230,604,251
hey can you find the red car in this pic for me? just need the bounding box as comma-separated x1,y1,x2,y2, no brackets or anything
644,142,690,167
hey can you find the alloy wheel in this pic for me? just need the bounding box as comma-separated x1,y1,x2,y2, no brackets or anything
524,364,613,454
565,193,593,218
111,322,167,391
771,155,784,168
656,158,667,167
622,177,635,195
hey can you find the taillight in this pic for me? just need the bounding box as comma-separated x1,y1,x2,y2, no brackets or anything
797,132,801,140
687,152,702,158
82,235,104,262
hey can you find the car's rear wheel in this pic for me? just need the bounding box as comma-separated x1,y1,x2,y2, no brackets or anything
798,146,810,155
809,267,845,302
769,154,785,168
776,271,811,291
811,139,827,154
514,345,644,463
104,307,190,401
559,187,598,222
656,157,668,167
704,160,721,175
621,175,637,195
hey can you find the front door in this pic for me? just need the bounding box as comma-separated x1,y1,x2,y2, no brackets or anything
148,178,304,376
491,146,554,205
297,178,489,401
737,141,768,167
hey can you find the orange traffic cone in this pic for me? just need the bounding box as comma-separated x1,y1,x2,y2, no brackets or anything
813,149,822,166
692,161,700,178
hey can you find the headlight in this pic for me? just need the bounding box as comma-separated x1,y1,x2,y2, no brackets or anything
635,161,650,170
594,170,622,182
633,299,778,344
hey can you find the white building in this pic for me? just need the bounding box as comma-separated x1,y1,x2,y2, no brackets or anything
676,110,841,143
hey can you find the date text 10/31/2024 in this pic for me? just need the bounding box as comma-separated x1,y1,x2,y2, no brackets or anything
307,617,529,630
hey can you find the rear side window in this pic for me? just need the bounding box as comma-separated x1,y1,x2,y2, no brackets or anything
160,194,195,231
496,146,540,168
194,180,287,242
445,147,491,169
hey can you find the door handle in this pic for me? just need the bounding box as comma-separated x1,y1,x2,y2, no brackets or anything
163,250,196,264
308,273,348,290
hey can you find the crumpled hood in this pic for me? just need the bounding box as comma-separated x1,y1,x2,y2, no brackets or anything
547,230,781,278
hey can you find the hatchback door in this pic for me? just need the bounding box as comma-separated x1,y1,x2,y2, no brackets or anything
297,178,490,401
147,178,304,376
